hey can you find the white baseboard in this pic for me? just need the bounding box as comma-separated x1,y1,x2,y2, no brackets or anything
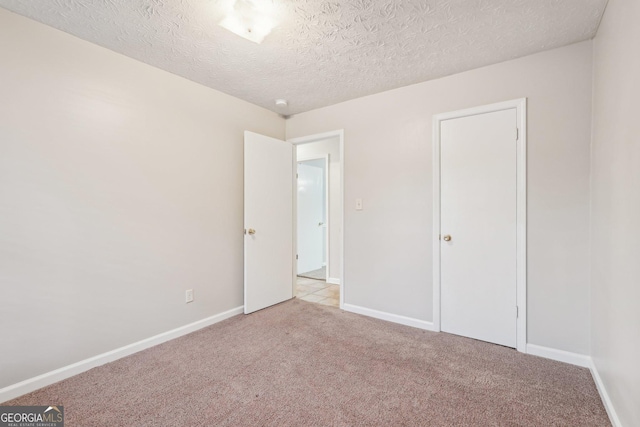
525,344,590,367
0,306,244,403
343,303,435,331
589,359,623,427
1,307,623,427
326,277,340,285
525,345,621,426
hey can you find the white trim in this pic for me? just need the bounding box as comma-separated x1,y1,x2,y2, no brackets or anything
343,304,436,331
524,346,621,426
288,130,345,310
432,98,527,352
516,99,528,352
326,278,341,285
292,141,299,300
432,115,441,332
589,359,623,427
525,344,590,367
0,306,243,403
288,130,343,145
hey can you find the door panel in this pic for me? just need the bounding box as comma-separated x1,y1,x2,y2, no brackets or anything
244,131,293,314
297,161,325,274
440,108,517,348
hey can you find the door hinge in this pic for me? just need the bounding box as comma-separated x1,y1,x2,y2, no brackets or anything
296,254,298,260
516,306,519,318
516,128,519,141
296,173,299,179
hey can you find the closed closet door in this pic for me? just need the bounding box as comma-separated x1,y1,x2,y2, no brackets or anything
440,108,517,348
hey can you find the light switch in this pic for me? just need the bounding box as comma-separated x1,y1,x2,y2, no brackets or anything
355,198,363,210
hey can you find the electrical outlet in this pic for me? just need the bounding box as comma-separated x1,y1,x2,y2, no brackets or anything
185,289,194,303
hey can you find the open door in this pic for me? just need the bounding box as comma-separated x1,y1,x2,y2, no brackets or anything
244,131,294,314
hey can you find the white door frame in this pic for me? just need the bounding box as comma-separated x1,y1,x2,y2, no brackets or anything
296,155,330,281
432,99,527,352
288,130,345,309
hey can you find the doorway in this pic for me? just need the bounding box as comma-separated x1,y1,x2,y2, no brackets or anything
296,157,328,280
433,99,527,352
290,132,344,308
243,130,344,314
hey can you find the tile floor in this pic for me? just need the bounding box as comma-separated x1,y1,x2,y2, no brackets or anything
296,276,339,307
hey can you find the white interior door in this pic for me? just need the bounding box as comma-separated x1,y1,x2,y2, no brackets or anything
244,131,294,314
440,108,517,348
297,160,325,274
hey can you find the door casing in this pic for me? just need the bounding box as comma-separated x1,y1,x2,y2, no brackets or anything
432,99,527,352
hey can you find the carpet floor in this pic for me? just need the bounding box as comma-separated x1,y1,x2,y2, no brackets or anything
7,299,609,426
297,266,326,280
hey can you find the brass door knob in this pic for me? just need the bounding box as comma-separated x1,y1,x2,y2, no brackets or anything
247,228,256,235
443,234,452,242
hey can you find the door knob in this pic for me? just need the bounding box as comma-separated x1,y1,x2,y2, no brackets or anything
247,228,256,235
443,234,451,242
318,222,324,227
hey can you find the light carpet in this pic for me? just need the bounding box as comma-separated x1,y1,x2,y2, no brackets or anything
6,299,609,426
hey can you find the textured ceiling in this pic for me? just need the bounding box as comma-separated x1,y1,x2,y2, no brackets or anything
0,0,608,115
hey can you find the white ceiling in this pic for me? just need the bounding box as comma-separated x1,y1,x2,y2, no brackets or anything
0,0,608,115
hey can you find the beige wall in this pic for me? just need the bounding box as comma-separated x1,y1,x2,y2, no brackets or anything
0,9,284,388
591,0,640,424
287,41,593,355
3,3,623,403
296,138,342,281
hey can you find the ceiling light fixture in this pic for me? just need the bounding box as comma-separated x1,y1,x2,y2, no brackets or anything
275,99,288,108
219,0,278,44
